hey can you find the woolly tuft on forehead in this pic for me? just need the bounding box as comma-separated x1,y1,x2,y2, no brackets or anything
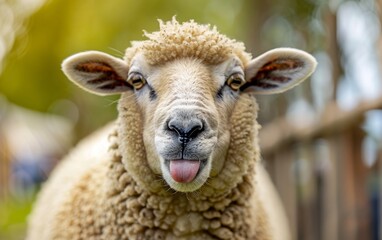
124,18,252,66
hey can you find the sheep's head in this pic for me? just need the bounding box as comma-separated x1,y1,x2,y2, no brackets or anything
62,19,316,193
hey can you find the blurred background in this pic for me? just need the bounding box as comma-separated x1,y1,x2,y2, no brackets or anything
0,0,381,239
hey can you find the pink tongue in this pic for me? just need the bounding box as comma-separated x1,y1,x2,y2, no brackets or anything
169,160,201,183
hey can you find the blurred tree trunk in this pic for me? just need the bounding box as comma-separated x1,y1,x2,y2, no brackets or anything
321,6,343,240
243,0,272,55
324,7,342,101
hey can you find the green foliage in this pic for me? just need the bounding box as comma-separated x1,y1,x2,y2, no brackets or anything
0,196,35,240
0,0,248,136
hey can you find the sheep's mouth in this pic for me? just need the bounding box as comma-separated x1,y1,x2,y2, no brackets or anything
165,159,207,183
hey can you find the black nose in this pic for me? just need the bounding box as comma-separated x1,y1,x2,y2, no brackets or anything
167,118,204,144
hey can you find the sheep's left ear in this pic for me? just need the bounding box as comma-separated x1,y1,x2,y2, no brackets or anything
242,48,317,94
62,51,130,96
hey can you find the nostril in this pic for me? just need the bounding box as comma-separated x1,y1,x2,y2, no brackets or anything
166,118,204,143
188,125,203,139
167,120,183,136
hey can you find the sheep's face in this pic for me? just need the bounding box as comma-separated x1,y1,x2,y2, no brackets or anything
126,53,247,192
62,47,316,192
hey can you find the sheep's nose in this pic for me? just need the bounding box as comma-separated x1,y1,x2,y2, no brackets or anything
167,118,204,144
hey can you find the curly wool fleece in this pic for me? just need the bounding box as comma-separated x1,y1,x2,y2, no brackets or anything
27,93,270,240
43,93,269,240
125,18,252,66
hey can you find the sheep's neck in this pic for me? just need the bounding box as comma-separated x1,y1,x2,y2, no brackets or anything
105,131,259,239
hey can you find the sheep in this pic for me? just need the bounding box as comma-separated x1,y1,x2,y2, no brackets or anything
27,18,316,240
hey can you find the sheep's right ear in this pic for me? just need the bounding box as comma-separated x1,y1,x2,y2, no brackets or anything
242,48,317,94
62,51,131,96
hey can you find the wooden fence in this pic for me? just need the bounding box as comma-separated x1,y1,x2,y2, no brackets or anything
261,96,382,240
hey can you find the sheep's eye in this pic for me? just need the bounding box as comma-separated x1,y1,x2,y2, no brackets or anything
226,73,245,91
127,73,146,90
